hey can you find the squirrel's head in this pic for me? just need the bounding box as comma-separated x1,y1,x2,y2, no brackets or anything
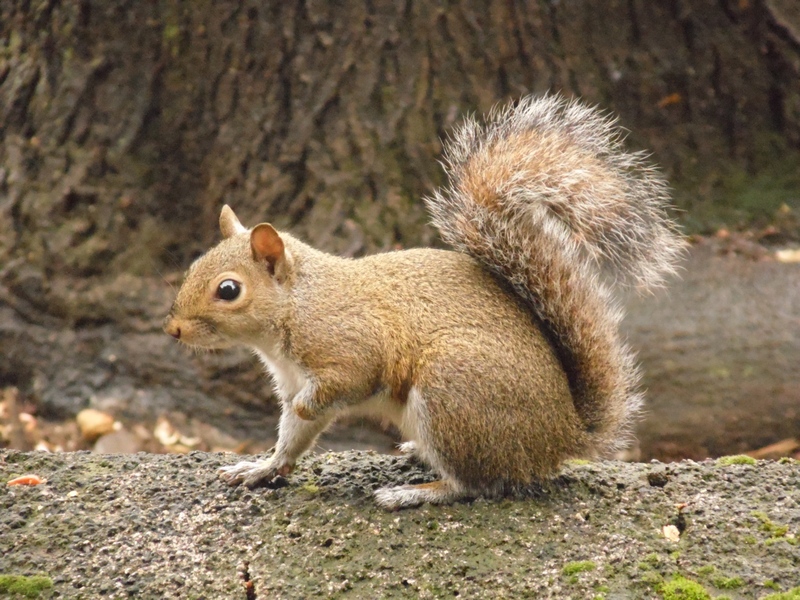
163,205,293,350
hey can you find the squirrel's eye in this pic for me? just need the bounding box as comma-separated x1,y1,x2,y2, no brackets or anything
216,279,241,301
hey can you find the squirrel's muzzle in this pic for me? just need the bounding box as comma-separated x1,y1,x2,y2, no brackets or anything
163,315,181,339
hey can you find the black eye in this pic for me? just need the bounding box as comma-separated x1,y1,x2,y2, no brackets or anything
216,279,241,301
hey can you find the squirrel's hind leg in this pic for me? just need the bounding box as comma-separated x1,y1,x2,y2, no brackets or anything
373,386,474,509
374,479,468,510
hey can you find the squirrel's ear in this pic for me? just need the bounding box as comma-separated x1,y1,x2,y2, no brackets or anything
220,205,247,238
250,223,285,275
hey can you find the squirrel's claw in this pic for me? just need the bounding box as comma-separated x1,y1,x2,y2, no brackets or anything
397,441,419,459
218,459,293,488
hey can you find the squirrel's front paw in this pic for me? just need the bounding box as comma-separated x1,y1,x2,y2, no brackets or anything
218,459,293,488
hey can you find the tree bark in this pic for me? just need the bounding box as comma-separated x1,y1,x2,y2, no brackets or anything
2,1,800,282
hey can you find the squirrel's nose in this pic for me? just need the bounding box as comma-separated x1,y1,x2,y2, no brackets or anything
163,317,181,339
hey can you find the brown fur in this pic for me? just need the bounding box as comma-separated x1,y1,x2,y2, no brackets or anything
165,94,684,509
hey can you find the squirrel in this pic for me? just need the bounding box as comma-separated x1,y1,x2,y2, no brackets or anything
164,94,685,510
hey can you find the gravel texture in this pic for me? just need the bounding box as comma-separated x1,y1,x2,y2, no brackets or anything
1,450,798,599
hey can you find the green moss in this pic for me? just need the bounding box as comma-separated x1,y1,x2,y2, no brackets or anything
0,574,54,598
301,483,320,495
763,580,781,591
659,576,711,600
743,535,758,545
561,561,597,576
565,459,593,466
642,571,664,585
644,553,662,566
752,511,792,540
696,566,715,576
762,587,800,600
765,536,797,547
716,455,757,466
163,24,181,41
712,576,743,589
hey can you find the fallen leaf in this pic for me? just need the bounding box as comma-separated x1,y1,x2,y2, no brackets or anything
657,93,682,108
775,249,800,263
662,524,681,543
154,415,200,452
7,474,46,486
76,408,117,441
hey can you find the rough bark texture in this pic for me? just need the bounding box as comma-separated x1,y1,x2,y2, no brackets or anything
1,2,800,459
2,0,800,279
1,450,799,599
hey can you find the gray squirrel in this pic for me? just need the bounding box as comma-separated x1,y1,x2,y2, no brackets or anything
164,95,685,509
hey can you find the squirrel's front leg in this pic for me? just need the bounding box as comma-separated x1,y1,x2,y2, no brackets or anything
291,380,326,421
219,398,333,488
291,371,367,421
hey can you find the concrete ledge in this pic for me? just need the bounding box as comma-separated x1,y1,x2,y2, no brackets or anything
1,450,798,599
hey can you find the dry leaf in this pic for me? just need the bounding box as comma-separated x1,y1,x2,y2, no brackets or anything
7,474,46,486
657,93,682,108
76,409,117,441
154,415,200,452
775,249,800,263
662,524,681,543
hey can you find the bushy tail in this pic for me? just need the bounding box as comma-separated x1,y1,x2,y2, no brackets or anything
425,94,685,455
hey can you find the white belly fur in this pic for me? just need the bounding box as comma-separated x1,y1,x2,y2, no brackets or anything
253,347,309,401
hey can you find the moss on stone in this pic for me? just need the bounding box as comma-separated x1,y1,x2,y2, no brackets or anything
742,535,758,545
716,455,757,466
762,587,800,600
300,483,320,495
752,511,792,540
0,574,54,598
712,576,743,589
659,575,711,600
644,553,662,566
642,571,664,586
562,561,597,576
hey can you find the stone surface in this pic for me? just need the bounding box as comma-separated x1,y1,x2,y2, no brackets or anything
1,450,798,599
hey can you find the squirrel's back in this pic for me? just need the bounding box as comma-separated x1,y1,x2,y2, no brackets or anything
425,94,685,457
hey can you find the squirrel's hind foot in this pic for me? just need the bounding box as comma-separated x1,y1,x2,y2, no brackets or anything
218,459,293,488
397,441,419,456
374,479,469,510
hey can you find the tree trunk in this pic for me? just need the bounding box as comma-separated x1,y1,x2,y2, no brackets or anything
1,0,799,458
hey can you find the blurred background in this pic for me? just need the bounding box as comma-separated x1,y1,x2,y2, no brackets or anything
1,0,798,461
